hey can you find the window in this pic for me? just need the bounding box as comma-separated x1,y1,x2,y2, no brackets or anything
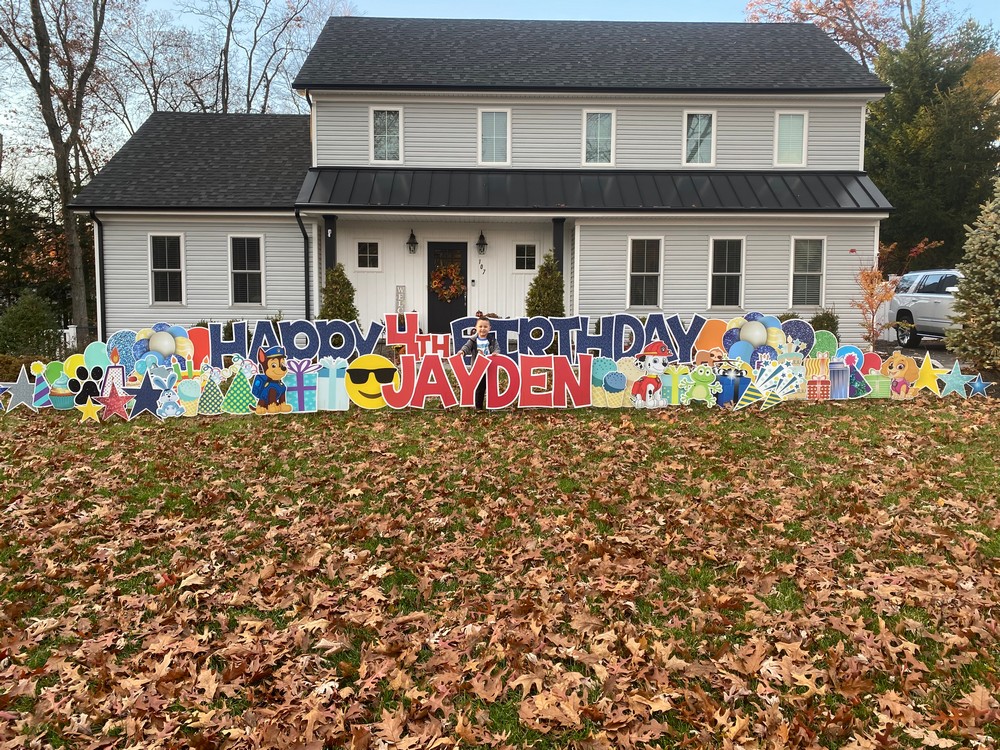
792,238,824,306
915,272,959,294
939,273,959,293
683,111,715,166
479,109,510,165
711,238,743,307
515,244,536,270
583,111,614,165
775,112,807,166
357,241,380,270
150,235,183,303
628,238,661,307
371,108,401,162
896,273,920,294
230,236,262,304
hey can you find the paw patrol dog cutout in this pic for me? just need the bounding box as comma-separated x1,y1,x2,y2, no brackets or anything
251,346,292,414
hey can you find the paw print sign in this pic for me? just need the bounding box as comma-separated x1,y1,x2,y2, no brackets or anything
69,365,104,406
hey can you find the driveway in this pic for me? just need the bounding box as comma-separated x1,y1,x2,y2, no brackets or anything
875,337,959,369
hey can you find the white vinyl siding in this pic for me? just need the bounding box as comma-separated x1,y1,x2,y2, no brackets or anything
775,112,807,166
808,106,866,169
314,97,868,170
575,219,878,344
103,215,312,331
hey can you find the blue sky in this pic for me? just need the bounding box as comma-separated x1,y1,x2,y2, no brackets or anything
358,0,998,27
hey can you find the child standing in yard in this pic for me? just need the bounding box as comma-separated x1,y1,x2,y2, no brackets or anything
460,316,499,410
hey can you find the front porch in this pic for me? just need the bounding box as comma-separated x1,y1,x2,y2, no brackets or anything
308,214,570,333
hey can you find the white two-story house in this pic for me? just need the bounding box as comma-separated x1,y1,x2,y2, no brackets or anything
73,17,891,340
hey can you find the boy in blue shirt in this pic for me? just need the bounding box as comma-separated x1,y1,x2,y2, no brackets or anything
459,316,499,409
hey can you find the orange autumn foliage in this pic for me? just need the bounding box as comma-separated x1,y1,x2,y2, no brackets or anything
851,265,899,348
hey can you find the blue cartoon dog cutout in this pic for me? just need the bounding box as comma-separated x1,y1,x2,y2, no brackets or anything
252,345,293,414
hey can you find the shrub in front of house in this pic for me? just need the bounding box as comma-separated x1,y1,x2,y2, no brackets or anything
525,251,564,318
320,263,359,322
808,309,840,341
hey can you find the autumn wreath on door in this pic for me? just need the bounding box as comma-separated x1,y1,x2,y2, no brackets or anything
430,263,466,303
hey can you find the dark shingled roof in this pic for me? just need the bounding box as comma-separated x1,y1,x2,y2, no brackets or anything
294,17,887,93
296,168,892,213
72,112,311,211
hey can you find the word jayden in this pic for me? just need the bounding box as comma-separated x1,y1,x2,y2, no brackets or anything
382,353,595,409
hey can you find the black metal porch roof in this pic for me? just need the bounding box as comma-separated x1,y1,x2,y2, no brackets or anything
296,168,892,213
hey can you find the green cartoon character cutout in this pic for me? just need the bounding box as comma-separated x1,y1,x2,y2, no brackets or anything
680,364,722,406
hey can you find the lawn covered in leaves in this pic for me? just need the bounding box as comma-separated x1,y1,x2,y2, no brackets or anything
2,398,999,749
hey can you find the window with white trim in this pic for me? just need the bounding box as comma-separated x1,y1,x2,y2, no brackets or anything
231,236,262,304
515,244,536,270
792,238,824,305
358,241,380,269
629,238,661,307
479,110,510,164
150,235,183,303
775,112,807,166
584,111,614,164
684,112,715,165
711,238,742,307
371,108,401,162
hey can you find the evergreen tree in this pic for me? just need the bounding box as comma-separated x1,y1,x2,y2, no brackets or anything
0,291,61,356
946,178,1000,372
525,251,565,318
319,262,359,321
866,17,1000,272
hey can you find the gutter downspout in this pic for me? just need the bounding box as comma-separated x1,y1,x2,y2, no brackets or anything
90,211,107,341
295,209,311,320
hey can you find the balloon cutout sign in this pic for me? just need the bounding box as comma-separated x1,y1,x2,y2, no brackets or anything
0,313,992,421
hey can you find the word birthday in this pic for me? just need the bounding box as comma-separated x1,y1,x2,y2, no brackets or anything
0,312,992,422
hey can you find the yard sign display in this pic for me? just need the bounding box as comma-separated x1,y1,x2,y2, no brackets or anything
0,312,992,421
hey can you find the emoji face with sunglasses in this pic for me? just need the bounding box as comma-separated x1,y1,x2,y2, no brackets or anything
344,354,399,409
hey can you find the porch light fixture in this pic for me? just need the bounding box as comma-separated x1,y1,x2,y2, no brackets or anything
406,229,418,254
476,230,488,255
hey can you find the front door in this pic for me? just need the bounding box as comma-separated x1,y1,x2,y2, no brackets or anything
427,242,468,334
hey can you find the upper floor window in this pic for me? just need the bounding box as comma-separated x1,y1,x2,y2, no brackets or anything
710,238,743,308
150,235,183,304
775,112,807,166
583,111,614,165
515,244,536,271
230,236,263,305
628,237,661,308
792,238,824,306
358,241,380,270
371,108,402,162
683,111,715,166
479,109,510,165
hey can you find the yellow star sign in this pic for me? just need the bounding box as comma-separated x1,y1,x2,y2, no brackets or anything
75,396,104,423
912,353,947,396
